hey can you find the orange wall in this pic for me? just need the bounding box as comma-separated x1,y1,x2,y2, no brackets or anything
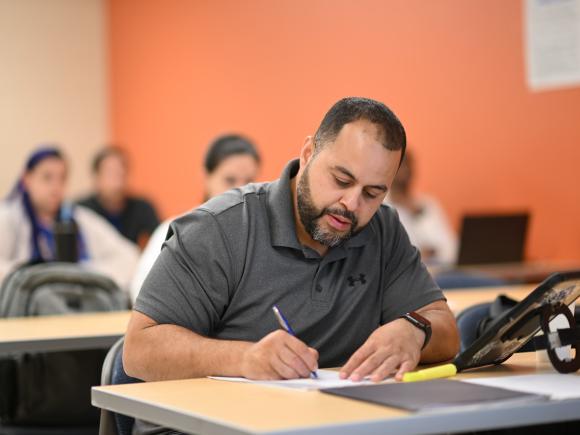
109,0,580,262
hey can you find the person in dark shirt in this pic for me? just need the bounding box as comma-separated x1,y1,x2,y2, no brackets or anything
125,97,459,384
78,146,160,247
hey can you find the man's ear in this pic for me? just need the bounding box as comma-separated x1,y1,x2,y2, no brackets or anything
300,136,315,168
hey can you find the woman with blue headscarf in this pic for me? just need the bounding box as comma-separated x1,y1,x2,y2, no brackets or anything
0,147,139,290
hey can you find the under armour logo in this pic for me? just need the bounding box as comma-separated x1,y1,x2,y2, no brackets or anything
347,273,367,287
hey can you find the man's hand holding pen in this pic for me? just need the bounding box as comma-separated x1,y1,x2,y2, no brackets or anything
240,330,319,380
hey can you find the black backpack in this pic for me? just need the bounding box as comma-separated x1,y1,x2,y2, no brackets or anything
0,262,129,426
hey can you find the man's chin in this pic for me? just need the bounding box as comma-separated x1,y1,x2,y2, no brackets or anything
313,225,353,246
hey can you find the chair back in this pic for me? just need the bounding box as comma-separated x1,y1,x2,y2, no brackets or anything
456,302,491,352
99,337,141,435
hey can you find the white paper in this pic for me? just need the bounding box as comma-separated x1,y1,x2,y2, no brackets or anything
463,373,580,400
209,369,394,391
525,0,580,90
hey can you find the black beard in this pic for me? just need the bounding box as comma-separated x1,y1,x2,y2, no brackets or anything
296,163,358,247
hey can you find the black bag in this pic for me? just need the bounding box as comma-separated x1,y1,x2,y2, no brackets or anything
0,262,129,426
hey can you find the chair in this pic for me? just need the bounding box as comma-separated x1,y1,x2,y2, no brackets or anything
98,337,141,435
456,302,491,352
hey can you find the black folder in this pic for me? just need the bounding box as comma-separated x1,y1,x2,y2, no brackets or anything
322,379,547,412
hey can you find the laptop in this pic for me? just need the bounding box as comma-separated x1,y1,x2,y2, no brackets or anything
456,213,529,266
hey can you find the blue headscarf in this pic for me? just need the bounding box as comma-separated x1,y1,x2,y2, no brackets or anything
9,147,88,263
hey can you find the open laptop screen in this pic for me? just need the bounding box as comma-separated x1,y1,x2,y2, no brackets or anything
456,213,529,266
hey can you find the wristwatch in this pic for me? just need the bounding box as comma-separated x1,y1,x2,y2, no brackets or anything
400,311,432,350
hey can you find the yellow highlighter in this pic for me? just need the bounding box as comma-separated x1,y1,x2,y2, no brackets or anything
402,363,457,382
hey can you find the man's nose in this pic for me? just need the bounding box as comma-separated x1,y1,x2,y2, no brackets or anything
339,189,360,212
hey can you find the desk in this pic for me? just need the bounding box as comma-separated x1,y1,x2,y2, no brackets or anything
433,260,580,285
92,353,579,435
0,310,131,353
444,284,535,314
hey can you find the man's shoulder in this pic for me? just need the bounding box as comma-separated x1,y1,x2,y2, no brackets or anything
170,182,270,238
168,183,272,258
359,203,406,253
372,203,401,227
198,182,270,218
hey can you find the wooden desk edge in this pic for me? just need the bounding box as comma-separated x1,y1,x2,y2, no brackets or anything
0,333,123,354
92,370,580,435
92,385,580,435
92,386,253,435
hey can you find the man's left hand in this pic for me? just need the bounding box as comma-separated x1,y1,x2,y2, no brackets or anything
339,318,425,382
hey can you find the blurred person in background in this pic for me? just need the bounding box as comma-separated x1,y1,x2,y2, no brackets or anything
129,134,261,301
78,146,160,248
385,151,457,265
0,146,139,289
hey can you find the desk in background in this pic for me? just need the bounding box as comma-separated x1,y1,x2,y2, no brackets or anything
444,284,535,315
0,285,536,354
92,353,579,435
432,259,580,285
0,310,131,354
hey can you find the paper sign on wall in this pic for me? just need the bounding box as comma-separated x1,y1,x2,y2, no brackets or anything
525,0,580,91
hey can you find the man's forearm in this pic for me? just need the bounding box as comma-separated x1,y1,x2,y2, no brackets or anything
124,322,251,382
418,303,460,363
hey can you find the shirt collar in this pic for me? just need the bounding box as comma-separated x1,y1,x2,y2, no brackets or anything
266,159,302,250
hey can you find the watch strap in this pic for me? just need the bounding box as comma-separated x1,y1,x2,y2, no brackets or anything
401,311,432,350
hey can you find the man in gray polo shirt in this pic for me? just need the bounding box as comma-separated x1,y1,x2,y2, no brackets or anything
125,97,459,388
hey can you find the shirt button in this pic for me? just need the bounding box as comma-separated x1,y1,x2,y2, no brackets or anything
315,284,323,293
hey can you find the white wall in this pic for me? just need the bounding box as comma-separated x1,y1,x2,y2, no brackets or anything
0,0,108,198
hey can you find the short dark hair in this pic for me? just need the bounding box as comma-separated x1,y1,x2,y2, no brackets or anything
204,134,260,173
92,146,127,174
313,97,406,161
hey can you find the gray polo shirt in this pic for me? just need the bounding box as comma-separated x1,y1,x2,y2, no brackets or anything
135,160,444,367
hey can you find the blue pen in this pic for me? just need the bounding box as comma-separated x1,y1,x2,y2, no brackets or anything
272,305,318,379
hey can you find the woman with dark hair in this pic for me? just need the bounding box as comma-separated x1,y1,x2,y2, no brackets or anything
129,134,261,300
0,146,139,289
202,134,261,200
